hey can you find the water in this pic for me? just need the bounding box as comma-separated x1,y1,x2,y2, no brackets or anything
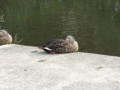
0,0,120,56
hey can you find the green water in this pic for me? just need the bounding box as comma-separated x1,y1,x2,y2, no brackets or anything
0,0,120,56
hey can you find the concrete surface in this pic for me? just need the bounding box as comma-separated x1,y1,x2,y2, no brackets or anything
0,44,120,90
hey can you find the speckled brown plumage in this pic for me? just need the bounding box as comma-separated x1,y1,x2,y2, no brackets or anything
39,36,79,54
0,29,12,45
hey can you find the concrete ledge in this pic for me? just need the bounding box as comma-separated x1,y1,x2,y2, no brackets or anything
0,44,120,90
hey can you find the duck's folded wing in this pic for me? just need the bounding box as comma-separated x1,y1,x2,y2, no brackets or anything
47,39,70,49
42,39,56,47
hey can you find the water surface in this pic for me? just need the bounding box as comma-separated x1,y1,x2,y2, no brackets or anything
0,0,120,56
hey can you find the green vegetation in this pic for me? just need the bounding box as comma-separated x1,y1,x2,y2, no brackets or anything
14,34,25,44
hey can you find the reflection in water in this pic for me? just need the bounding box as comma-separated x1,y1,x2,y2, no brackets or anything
61,9,78,36
0,0,120,56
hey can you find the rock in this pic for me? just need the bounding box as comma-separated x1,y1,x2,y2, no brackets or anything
0,44,120,90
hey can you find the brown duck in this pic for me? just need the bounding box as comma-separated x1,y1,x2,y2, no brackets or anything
0,29,12,45
39,36,79,54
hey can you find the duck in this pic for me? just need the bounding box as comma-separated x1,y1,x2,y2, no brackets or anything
38,36,79,54
0,29,12,45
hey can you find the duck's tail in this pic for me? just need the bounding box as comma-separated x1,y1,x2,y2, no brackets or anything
43,47,53,53
38,46,54,53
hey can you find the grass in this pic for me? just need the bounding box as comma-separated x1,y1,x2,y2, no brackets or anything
14,34,25,44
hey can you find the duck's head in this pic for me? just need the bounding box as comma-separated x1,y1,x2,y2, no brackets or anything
0,30,9,37
65,35,79,51
65,36,75,44
0,29,12,44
